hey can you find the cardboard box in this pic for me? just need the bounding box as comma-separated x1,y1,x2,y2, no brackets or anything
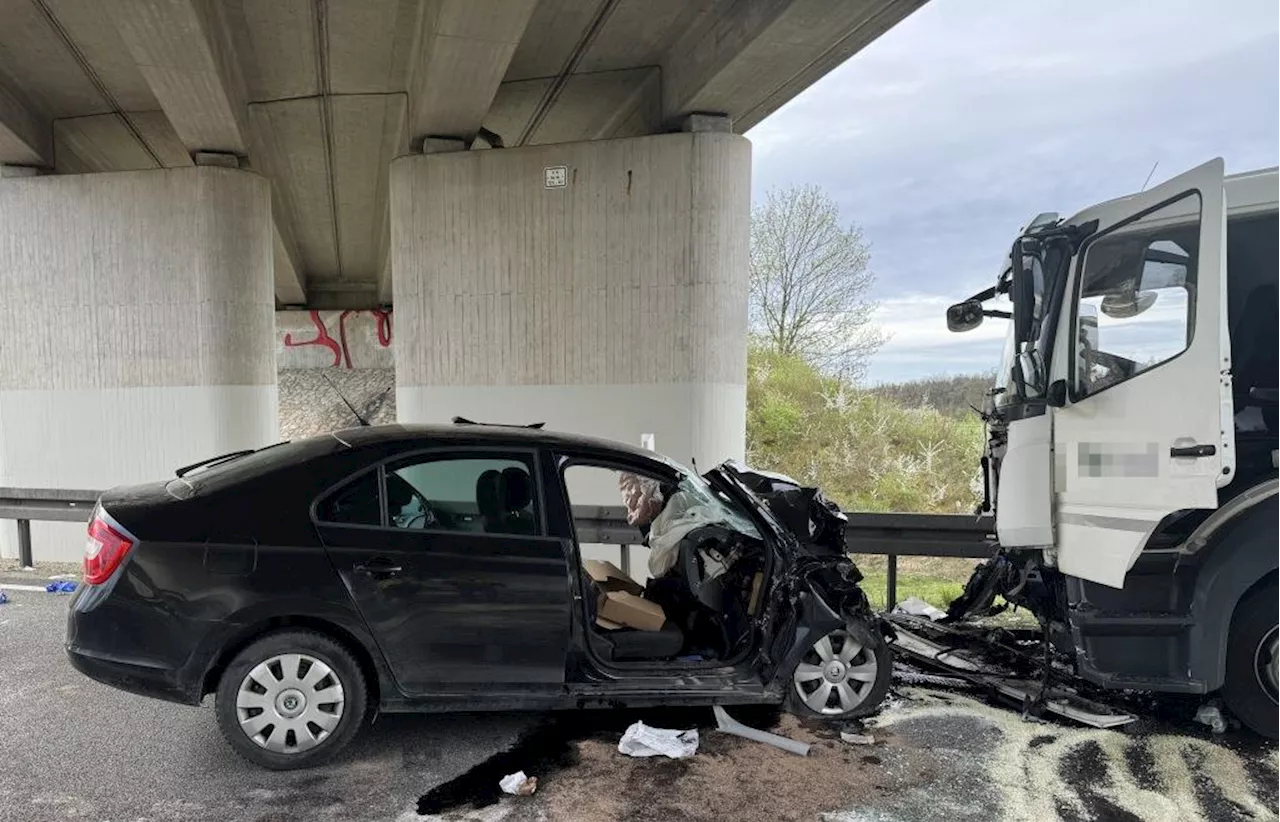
583,560,666,631
598,590,667,632
584,560,643,595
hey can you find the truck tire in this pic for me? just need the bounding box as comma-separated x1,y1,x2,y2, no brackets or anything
785,618,891,719
215,630,368,769
1222,578,1278,740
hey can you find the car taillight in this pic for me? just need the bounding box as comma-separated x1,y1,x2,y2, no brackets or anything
84,515,134,585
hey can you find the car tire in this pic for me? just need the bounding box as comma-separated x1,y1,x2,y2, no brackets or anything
1222,578,1278,741
215,630,368,770
785,618,891,719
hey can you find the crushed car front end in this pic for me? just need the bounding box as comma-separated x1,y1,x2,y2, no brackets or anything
707,462,893,718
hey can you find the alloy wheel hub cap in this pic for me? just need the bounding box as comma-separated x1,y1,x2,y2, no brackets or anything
235,653,345,754
824,661,847,682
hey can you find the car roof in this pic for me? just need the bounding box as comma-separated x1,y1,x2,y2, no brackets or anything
326,423,684,468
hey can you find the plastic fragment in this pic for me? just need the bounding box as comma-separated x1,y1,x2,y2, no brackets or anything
840,732,875,745
46,580,78,593
498,771,537,796
0,591,7,604
893,596,947,621
712,705,810,756
618,721,699,759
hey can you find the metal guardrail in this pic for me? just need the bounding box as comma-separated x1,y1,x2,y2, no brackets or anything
0,487,100,568
0,489,996,606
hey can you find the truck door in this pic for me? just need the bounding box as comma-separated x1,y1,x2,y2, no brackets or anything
1053,158,1230,587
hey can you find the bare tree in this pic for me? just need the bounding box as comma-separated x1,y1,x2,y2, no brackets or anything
749,185,885,377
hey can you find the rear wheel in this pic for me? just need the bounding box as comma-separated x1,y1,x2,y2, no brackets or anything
786,619,891,718
1222,578,1278,740
215,630,368,769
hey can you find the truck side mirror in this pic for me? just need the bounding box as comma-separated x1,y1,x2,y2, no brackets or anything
946,299,985,332
1046,379,1068,408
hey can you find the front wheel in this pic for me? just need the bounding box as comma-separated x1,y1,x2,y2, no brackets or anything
215,630,368,769
786,619,891,718
1222,578,1278,740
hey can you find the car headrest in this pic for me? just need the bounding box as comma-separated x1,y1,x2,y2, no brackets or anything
499,466,532,512
476,469,502,517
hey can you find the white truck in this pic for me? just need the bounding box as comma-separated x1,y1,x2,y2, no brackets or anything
944,159,1278,738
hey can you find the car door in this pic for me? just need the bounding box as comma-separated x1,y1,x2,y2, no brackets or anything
1051,158,1230,588
313,448,573,694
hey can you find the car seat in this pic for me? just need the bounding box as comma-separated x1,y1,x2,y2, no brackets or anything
476,469,503,531
494,466,536,535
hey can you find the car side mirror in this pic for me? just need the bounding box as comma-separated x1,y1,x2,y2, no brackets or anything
1100,290,1158,319
947,299,985,332
1046,379,1068,408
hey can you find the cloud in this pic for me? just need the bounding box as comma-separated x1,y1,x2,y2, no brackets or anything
748,0,1279,384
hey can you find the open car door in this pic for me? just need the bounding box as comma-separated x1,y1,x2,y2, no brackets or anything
1052,158,1230,588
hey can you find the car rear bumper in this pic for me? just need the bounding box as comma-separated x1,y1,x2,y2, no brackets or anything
65,645,202,706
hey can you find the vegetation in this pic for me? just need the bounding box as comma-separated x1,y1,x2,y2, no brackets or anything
746,348,985,515
871,372,996,418
746,184,994,606
749,185,884,378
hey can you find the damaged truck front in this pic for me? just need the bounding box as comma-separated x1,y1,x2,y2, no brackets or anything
942,159,1278,738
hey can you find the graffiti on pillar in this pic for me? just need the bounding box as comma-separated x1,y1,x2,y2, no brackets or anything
278,309,394,369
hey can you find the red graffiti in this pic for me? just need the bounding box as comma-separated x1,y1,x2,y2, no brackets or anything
337,309,393,369
283,309,393,369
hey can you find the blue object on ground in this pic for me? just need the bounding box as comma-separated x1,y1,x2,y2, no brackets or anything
46,580,77,593
0,591,8,604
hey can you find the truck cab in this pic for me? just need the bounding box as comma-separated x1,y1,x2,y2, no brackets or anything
948,159,1278,737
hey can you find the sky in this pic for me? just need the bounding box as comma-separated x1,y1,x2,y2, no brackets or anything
746,0,1280,385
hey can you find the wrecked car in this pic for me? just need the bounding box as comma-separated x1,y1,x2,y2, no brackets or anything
66,421,889,769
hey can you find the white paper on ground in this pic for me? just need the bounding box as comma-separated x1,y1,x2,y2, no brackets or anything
617,721,699,759
499,771,536,795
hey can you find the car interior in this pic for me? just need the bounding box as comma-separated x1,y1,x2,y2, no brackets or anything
574,472,770,667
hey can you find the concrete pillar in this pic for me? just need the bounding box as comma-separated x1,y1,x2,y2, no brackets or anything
390,131,751,469
0,166,277,562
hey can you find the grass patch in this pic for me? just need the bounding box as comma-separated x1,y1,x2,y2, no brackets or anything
851,554,976,611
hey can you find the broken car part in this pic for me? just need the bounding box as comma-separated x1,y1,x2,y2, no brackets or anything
713,705,810,756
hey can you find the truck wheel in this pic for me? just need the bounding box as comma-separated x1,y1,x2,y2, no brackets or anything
786,619,891,718
1222,578,1278,740
215,630,368,769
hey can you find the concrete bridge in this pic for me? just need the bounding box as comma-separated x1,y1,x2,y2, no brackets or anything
0,0,925,559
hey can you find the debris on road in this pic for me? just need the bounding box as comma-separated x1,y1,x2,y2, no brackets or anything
712,705,810,756
0,591,7,605
618,721,699,759
839,732,875,745
45,581,77,593
1195,703,1228,734
498,771,537,796
894,596,947,621
886,612,1138,730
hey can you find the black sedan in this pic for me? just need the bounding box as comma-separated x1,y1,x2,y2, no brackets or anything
67,422,890,769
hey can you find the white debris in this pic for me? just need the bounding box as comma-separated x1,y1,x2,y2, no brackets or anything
498,771,537,796
893,596,947,621
1194,703,1227,734
618,721,699,759
839,732,875,745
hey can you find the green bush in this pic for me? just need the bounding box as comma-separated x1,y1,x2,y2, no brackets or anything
746,347,984,514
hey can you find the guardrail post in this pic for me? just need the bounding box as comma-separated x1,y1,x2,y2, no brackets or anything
17,518,33,568
620,544,631,577
885,554,897,609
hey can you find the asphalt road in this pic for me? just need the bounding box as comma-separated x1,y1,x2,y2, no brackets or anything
0,583,534,822
1,575,1276,822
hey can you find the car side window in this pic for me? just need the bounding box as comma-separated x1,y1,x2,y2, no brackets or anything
384,455,540,536
318,470,382,526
